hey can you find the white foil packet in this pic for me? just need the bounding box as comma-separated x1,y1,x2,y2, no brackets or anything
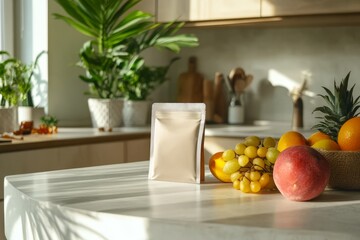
149,103,206,184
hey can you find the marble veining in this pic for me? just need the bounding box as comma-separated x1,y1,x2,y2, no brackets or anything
4,161,360,240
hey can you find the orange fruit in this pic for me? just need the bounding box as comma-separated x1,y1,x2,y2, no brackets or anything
311,139,340,151
338,117,360,151
307,131,331,146
208,152,232,183
277,131,307,152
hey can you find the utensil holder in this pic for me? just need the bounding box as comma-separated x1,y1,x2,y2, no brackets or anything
228,93,244,124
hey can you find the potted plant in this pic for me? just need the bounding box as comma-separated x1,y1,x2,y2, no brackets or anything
54,0,199,128
120,57,179,126
0,51,46,132
0,51,17,132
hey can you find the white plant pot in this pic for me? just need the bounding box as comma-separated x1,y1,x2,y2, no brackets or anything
0,107,17,133
123,100,151,127
17,106,45,128
88,98,123,129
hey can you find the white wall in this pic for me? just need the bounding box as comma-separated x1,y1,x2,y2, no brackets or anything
46,0,360,128
48,1,91,126
0,0,14,55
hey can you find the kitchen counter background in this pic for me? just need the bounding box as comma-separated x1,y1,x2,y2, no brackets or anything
0,121,314,158
0,122,314,153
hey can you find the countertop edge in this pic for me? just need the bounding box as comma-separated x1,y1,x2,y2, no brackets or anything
0,128,151,153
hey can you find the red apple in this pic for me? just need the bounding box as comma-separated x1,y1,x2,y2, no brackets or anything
273,145,330,201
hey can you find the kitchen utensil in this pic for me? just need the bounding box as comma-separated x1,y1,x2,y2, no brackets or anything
229,68,253,94
203,79,214,122
225,75,235,94
177,56,204,103
228,67,244,93
229,67,246,81
213,72,228,123
244,74,253,89
234,78,247,94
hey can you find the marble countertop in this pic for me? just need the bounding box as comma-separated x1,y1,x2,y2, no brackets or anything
4,161,360,240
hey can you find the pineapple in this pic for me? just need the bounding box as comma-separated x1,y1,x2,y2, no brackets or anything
312,72,360,141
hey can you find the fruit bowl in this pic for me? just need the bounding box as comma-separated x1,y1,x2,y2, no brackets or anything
318,150,360,190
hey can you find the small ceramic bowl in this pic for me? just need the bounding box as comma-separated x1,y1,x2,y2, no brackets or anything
319,150,360,190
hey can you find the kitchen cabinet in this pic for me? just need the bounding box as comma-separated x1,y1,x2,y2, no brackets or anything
125,138,151,163
156,0,261,22
152,0,360,27
0,138,150,199
0,139,150,196
261,0,360,17
136,0,156,15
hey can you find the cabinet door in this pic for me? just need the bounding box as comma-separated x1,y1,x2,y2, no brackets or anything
262,0,360,17
136,0,156,15
125,138,151,162
157,0,260,22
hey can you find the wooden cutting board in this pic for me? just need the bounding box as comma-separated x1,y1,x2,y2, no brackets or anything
213,72,228,123
177,56,204,103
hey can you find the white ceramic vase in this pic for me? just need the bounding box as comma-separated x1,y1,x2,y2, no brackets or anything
17,106,45,128
88,98,123,129
123,100,151,127
0,107,17,133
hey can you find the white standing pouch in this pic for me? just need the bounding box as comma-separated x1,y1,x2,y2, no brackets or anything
148,103,206,184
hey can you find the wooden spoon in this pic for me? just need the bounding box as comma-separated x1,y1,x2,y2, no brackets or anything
229,67,245,80
244,74,253,89
234,78,247,94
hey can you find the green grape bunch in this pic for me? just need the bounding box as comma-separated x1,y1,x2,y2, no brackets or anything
221,136,280,193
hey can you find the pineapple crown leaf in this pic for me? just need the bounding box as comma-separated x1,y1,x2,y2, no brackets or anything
312,71,359,141
315,93,334,111
353,94,360,106
350,105,360,118
321,87,335,105
313,106,336,116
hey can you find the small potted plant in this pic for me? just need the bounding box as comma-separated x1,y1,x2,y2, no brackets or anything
38,115,59,134
54,0,199,129
0,51,17,132
0,50,46,132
